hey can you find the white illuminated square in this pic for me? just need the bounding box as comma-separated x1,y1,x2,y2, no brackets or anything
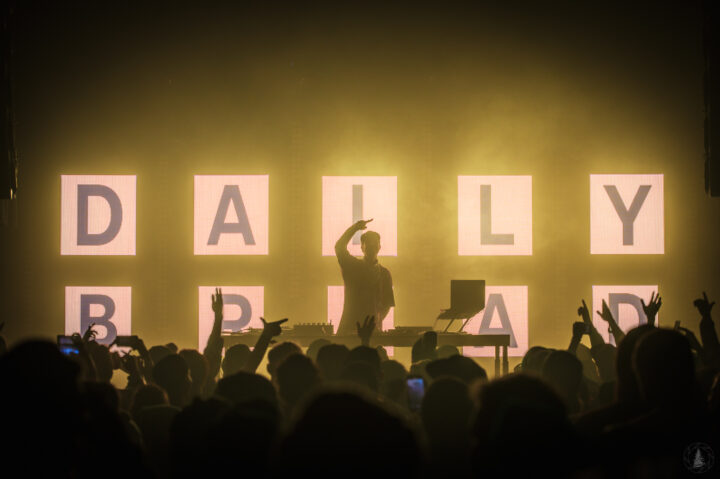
61,175,136,255
322,176,397,256
458,176,532,255
463,286,528,358
592,285,659,344
65,287,131,346
328,286,394,355
194,175,269,255
198,286,264,350
590,174,663,254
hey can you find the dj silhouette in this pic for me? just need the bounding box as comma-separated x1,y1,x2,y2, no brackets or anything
334,219,394,335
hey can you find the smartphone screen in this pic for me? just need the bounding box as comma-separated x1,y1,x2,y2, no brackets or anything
57,335,79,356
406,377,425,412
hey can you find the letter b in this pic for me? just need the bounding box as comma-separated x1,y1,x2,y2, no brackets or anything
80,294,118,345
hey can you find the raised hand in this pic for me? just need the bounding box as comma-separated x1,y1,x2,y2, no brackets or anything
130,336,148,354
596,300,616,324
356,315,376,346
260,317,288,338
212,288,223,316
353,218,374,230
82,322,98,343
119,352,140,374
120,352,146,387
694,292,715,319
640,291,662,326
577,300,592,324
577,299,609,347
242,317,289,374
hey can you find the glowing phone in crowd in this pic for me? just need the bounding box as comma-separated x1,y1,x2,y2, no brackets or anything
406,376,425,412
57,335,79,356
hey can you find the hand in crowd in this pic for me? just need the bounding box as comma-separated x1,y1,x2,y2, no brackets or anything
120,352,141,371
577,300,592,324
260,317,288,339
5,284,720,479
596,299,615,324
577,299,609,347
82,322,98,343
212,287,223,316
694,291,715,319
133,336,148,355
568,321,588,353
640,291,661,326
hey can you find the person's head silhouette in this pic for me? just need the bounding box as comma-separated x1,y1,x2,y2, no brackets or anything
361,231,381,261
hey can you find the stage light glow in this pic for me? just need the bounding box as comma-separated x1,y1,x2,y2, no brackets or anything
194,175,269,255
458,176,532,255
590,174,664,254
65,287,132,345
61,175,136,255
462,286,528,357
592,285,659,344
197,286,264,350
321,176,397,256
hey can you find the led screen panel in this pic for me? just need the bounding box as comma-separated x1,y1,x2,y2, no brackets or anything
590,174,664,254
194,175,269,255
198,286,264,350
61,175,136,255
458,176,532,255
463,286,528,357
65,286,132,346
322,176,397,256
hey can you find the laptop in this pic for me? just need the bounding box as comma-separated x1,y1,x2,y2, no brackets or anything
435,280,485,332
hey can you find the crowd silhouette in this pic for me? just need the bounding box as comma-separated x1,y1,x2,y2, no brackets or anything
1,291,719,477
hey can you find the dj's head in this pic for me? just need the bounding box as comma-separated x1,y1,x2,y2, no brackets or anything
361,231,381,259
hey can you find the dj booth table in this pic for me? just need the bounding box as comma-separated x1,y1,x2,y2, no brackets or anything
223,331,511,376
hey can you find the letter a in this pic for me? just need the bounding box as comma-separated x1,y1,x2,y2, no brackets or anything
477,294,518,347
207,185,256,245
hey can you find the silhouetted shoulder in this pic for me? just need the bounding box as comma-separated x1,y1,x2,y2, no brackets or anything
338,253,363,271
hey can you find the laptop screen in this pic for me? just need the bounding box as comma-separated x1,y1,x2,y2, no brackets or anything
450,280,485,315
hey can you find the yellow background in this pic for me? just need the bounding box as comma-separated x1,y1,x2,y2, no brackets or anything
2,1,719,371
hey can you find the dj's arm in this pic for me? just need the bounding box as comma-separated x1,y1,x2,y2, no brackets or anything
335,219,373,259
